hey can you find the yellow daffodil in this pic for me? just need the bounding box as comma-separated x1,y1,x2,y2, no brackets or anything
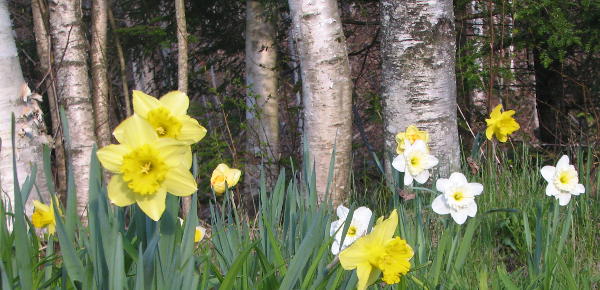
395,125,429,154
210,164,242,195
97,115,197,221
132,90,207,145
485,104,520,142
31,198,60,235
339,210,414,290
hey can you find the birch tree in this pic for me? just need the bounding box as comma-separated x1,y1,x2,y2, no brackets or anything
49,0,97,216
0,0,50,213
245,0,279,194
31,0,68,197
91,0,110,148
288,0,353,205
381,0,460,183
175,0,193,214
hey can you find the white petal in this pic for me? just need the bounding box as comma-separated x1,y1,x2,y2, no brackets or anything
468,183,484,196
352,207,372,226
403,172,414,185
557,194,571,206
392,155,406,172
466,202,478,217
330,220,340,237
436,178,449,192
556,155,570,169
545,184,559,196
412,140,427,151
431,195,450,215
331,240,340,255
424,155,439,169
336,205,349,219
573,184,585,195
540,166,556,182
414,170,430,184
449,172,468,185
451,211,468,225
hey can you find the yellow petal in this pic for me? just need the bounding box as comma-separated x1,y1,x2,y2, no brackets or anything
33,200,50,213
178,116,207,144
212,180,226,195
108,175,137,207
136,187,167,221
485,126,494,140
159,91,189,116
214,163,230,175
96,144,130,173
490,104,503,119
339,240,371,270
154,138,188,167
370,209,398,244
47,223,56,235
225,168,242,188
497,133,508,143
164,167,197,196
113,115,158,147
356,263,378,290
132,90,161,118
194,226,206,242
181,147,193,170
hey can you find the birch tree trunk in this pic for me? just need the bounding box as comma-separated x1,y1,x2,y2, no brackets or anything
49,0,97,216
0,0,50,214
288,0,353,205
91,0,110,148
245,0,279,195
381,0,460,184
31,0,68,198
175,0,193,214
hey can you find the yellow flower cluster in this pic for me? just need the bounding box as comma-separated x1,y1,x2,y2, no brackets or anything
96,91,207,221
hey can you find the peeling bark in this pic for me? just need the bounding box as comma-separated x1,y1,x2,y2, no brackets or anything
49,0,97,216
0,0,51,214
245,0,279,195
289,0,353,205
381,0,461,184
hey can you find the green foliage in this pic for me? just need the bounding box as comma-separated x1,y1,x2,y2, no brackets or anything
1,118,599,289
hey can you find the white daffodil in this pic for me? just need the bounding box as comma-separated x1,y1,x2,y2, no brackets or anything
540,155,585,206
392,140,439,185
431,172,483,225
330,205,372,255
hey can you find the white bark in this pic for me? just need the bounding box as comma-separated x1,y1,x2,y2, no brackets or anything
381,0,461,183
0,0,51,214
91,0,111,148
245,0,279,193
49,0,97,216
289,0,353,205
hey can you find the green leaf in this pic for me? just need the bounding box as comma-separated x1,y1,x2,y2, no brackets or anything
454,219,479,272
218,242,256,290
